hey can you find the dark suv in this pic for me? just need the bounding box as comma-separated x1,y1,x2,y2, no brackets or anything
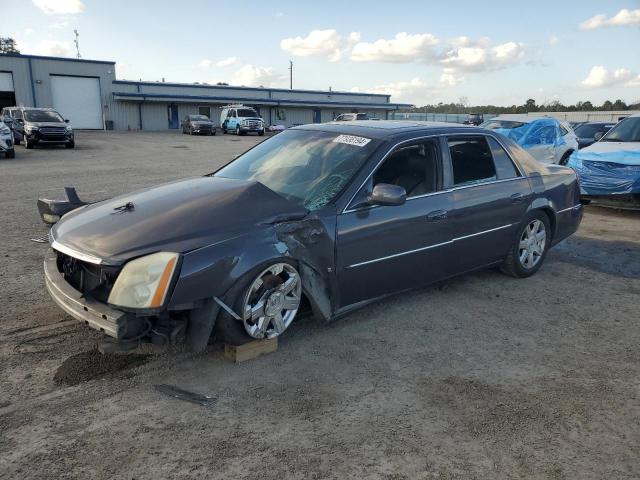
1,107,74,149
181,114,216,135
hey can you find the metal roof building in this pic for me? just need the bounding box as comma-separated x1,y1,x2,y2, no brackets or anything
0,53,412,130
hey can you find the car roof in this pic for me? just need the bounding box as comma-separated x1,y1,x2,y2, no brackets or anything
488,114,544,124
293,120,478,139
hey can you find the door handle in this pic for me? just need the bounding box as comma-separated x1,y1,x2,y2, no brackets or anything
426,210,448,221
510,193,525,203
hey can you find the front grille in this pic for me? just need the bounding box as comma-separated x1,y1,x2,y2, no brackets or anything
245,120,261,128
39,126,66,139
55,251,121,302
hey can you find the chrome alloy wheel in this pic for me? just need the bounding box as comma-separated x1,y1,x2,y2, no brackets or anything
241,263,302,339
518,219,546,269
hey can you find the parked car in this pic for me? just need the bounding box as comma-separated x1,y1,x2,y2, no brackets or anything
567,113,640,209
573,122,617,149
481,115,578,165
42,121,582,350
0,107,74,149
0,119,15,158
220,105,265,135
181,114,216,135
463,113,484,126
334,113,370,121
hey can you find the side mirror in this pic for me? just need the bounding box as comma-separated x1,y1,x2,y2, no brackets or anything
64,119,70,123
594,131,604,141
368,183,406,206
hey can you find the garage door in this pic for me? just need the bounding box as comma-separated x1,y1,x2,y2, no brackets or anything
50,75,102,129
0,72,14,92
0,72,16,110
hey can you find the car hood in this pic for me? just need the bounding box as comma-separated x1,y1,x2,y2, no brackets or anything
51,176,307,265
26,122,67,128
569,140,640,167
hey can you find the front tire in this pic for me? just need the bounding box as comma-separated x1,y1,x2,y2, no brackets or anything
500,211,550,278
65,140,75,149
215,262,302,345
24,136,33,149
5,148,15,158
258,129,265,136
236,125,242,136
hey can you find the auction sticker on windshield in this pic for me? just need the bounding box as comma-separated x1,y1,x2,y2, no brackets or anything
333,134,372,147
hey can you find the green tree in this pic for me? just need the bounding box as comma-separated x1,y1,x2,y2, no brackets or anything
0,37,20,54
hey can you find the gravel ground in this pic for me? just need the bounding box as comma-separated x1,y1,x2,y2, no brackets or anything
0,131,639,480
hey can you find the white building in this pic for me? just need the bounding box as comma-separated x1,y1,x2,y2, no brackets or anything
0,53,411,130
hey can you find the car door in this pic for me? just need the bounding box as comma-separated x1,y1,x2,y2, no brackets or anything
336,137,458,309
225,109,234,129
13,109,24,138
443,134,532,273
521,123,558,163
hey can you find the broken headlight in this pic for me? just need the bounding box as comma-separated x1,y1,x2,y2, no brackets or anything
108,252,179,309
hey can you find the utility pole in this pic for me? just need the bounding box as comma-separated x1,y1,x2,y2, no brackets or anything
289,60,293,90
74,29,81,58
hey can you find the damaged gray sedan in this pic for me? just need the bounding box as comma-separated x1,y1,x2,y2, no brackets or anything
43,121,583,350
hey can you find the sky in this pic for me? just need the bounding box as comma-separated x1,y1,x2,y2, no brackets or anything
3,0,640,107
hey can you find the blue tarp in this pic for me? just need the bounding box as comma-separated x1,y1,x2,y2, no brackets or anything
567,149,640,195
492,118,566,163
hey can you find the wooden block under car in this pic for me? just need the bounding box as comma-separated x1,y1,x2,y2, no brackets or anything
224,337,278,363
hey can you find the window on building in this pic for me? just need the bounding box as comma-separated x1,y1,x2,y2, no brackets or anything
198,106,211,118
447,136,497,187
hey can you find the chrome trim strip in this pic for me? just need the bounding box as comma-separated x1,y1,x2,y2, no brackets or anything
556,204,582,214
454,223,513,241
341,131,526,215
345,223,514,269
51,240,104,265
346,240,454,269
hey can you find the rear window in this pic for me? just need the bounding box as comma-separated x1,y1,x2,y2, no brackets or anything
447,136,497,187
487,137,520,179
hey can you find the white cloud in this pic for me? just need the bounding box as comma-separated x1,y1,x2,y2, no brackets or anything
275,12,284,18
198,59,213,68
440,69,464,86
441,41,524,73
549,34,559,46
280,29,360,62
356,78,429,104
351,32,439,63
580,8,640,29
32,40,73,57
32,0,85,15
216,57,239,67
581,65,640,87
232,64,286,88
24,28,34,35
49,21,70,29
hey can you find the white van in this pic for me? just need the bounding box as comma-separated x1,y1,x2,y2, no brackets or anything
220,105,265,136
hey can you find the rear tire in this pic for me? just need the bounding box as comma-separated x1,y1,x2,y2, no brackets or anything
13,136,20,145
500,211,551,278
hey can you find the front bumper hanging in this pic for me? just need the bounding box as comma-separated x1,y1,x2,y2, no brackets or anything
44,250,126,339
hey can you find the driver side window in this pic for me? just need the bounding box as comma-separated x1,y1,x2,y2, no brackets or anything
372,140,440,198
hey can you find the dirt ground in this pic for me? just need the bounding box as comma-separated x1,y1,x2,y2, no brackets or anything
0,131,639,480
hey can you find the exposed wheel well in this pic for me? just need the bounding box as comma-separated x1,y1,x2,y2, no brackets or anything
536,207,556,241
